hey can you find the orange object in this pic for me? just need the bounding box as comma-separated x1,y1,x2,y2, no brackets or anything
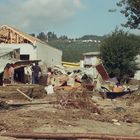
113,86,124,93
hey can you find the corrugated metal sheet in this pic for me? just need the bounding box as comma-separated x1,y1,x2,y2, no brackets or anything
0,47,15,57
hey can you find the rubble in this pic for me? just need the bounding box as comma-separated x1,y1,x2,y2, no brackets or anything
56,91,100,114
0,61,139,139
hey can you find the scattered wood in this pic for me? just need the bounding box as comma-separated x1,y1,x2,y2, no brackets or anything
5,84,36,86
16,89,33,101
8,100,57,107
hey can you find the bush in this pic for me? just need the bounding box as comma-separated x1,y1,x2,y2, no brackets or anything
100,29,140,83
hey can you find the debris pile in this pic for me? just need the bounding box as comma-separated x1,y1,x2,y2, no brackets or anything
56,91,100,114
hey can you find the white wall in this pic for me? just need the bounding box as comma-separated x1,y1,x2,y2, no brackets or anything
0,42,62,67
84,56,98,66
19,44,37,60
36,42,62,67
134,55,140,80
134,71,140,80
135,55,140,68
0,43,37,60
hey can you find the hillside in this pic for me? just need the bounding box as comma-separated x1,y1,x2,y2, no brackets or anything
48,40,101,62
36,33,104,62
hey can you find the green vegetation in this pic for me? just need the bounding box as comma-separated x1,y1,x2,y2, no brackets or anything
117,0,140,29
100,29,140,82
36,32,102,62
79,35,105,41
48,40,100,62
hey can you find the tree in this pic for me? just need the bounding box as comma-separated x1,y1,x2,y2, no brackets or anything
29,33,35,37
47,32,57,41
117,0,140,29
59,35,68,40
100,29,140,82
37,32,48,42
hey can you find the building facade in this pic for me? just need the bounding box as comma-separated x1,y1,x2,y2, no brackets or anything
0,25,62,67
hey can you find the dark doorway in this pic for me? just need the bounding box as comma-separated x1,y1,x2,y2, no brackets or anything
0,73,3,86
20,54,30,60
14,67,25,83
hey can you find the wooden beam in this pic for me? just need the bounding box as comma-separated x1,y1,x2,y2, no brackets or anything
16,33,19,43
8,100,57,107
1,132,140,140
16,89,33,101
10,30,13,44
0,25,35,44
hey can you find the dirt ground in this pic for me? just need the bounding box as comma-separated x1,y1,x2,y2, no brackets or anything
0,83,140,139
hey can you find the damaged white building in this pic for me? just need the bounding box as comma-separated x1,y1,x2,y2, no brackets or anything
0,25,62,67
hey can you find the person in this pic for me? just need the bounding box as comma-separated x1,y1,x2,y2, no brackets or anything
32,62,41,84
9,63,15,84
3,63,11,85
46,67,52,85
24,65,32,84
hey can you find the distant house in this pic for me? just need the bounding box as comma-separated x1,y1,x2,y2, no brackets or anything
82,39,93,43
0,25,62,67
83,52,101,67
134,55,140,80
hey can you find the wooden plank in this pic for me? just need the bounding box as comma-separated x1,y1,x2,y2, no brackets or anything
1,132,140,140
8,100,57,107
16,89,33,101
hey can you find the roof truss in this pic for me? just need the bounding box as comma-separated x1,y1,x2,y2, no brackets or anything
0,25,33,44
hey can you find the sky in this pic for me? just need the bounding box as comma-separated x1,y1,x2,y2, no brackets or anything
0,0,139,38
